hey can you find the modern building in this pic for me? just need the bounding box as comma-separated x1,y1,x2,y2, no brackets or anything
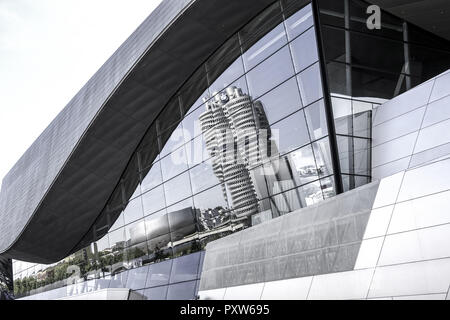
1,0,450,300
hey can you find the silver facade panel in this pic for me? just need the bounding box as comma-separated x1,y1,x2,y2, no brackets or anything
199,180,380,291
0,0,276,263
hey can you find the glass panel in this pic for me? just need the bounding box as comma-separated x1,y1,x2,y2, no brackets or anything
142,285,168,300
312,137,333,177
159,123,185,158
141,185,166,216
304,99,328,141
301,179,324,206
164,172,192,206
284,3,314,40
353,138,371,176
109,271,129,288
327,61,350,97
338,135,371,176
145,214,171,263
160,146,189,181
246,46,295,99
185,134,210,168
352,101,372,138
242,23,287,71
125,265,149,290
140,161,162,193
123,197,144,225
317,0,345,28
124,219,147,248
271,111,310,155
290,27,319,73
179,67,209,115
209,57,245,94
110,211,125,231
352,65,403,100
189,159,222,195
256,77,302,125
181,105,207,144
240,2,284,54
167,198,194,214
297,62,323,106
206,35,242,89
194,185,230,230
350,32,405,74
108,228,126,253
321,25,346,63
285,144,320,186
168,208,198,247
166,280,197,300
320,175,336,199
170,252,201,284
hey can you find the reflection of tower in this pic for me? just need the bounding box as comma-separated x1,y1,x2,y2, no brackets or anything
199,87,261,219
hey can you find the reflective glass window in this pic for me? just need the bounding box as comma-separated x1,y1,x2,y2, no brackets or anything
193,185,230,219
142,286,168,300
181,105,206,143
189,159,222,195
284,3,314,40
256,78,302,125
246,46,295,99
166,280,197,300
304,99,328,141
126,265,149,290
109,271,129,289
140,161,162,193
240,2,284,54
297,62,323,106
123,197,144,225
124,220,147,248
170,252,201,284
160,146,189,181
141,185,166,216
285,144,320,186
210,57,245,94
185,134,210,168
164,172,193,206
321,26,346,63
206,35,242,89
312,138,334,177
159,123,185,158
290,27,319,72
271,110,310,155
243,23,287,71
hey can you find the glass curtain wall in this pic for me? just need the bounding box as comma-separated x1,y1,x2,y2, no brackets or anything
317,0,450,191
13,0,339,298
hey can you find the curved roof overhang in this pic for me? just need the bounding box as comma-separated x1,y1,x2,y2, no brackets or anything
0,0,275,263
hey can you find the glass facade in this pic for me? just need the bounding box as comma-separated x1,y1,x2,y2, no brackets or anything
11,0,450,300
317,0,450,191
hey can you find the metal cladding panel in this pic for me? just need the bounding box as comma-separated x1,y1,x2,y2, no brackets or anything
372,69,450,180
0,0,276,263
199,181,380,291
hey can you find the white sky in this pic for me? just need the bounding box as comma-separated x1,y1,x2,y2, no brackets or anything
0,0,163,188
